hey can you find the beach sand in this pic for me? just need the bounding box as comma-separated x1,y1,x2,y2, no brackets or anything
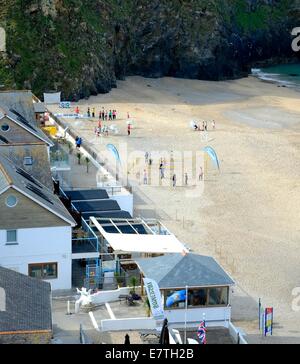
48,76,300,341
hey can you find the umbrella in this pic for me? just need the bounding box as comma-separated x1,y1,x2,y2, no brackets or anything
124,334,130,345
159,318,170,345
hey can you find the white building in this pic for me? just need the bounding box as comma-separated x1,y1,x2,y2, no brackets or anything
0,154,75,290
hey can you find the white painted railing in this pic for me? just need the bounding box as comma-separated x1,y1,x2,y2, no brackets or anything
101,317,156,332
228,322,248,344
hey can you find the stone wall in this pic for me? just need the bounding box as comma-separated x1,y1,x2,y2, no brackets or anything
0,331,52,344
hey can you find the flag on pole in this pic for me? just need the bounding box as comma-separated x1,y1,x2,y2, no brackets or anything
143,278,165,321
197,321,207,344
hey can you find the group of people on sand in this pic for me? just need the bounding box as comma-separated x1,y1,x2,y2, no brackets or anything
142,152,204,187
193,120,215,131
74,106,118,121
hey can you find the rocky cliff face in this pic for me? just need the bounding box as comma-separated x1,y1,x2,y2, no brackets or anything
0,0,299,99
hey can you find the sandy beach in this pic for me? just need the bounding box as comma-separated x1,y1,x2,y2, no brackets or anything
48,75,300,341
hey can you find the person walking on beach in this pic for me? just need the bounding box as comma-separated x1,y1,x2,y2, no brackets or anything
172,174,176,187
92,107,95,118
199,167,203,181
104,125,109,137
148,152,152,166
76,136,82,149
143,169,148,185
87,108,91,118
109,110,112,120
185,173,188,186
145,152,149,164
204,121,208,131
113,110,116,120
102,108,105,120
75,106,80,115
212,120,215,130
127,123,131,136
127,112,130,119
159,162,164,179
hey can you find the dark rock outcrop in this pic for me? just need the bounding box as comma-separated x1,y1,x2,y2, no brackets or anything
0,0,299,99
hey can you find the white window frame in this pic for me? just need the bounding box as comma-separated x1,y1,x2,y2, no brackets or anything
6,230,18,245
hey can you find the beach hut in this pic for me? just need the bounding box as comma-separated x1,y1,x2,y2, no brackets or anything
135,253,235,327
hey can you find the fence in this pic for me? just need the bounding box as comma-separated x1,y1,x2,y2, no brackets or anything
47,109,133,193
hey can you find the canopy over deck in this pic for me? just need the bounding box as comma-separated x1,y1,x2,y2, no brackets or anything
90,216,188,254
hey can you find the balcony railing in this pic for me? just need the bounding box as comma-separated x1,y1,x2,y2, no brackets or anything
72,237,99,254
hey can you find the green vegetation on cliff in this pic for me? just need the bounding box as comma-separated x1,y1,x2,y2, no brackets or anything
0,0,297,99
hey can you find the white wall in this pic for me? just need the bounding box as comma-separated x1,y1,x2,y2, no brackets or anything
101,317,156,332
165,306,231,327
0,226,72,290
110,194,133,215
90,287,131,305
228,322,248,344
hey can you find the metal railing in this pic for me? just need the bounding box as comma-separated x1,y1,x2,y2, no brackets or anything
45,106,133,193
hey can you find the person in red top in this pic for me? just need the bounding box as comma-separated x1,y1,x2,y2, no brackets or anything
127,123,131,136
75,106,79,115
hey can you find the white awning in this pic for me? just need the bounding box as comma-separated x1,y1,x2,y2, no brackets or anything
90,217,188,254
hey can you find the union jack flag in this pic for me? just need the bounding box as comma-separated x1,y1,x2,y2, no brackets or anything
197,321,207,344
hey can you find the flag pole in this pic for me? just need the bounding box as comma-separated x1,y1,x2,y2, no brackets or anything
184,285,188,344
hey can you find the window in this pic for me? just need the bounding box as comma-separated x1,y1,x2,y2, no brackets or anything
164,289,187,309
208,287,228,306
5,195,18,208
188,288,208,307
1,124,10,132
28,263,58,279
23,156,33,166
164,286,229,310
6,230,17,244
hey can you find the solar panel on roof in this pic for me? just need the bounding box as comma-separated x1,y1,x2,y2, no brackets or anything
9,108,37,132
72,200,120,213
16,168,43,188
65,189,109,201
82,210,132,220
26,183,53,205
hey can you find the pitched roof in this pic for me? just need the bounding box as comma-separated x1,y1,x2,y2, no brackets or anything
136,254,235,288
0,153,76,226
0,266,52,333
0,167,9,192
0,144,54,190
0,91,53,146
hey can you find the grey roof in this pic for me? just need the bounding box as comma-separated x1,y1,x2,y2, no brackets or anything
0,266,52,333
136,254,235,288
33,102,46,113
0,168,8,192
0,144,54,190
0,91,36,122
0,153,75,226
0,91,53,146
